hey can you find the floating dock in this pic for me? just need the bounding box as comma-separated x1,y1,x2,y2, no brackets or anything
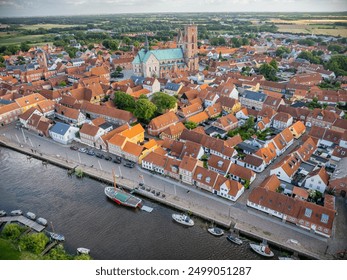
0,216,46,232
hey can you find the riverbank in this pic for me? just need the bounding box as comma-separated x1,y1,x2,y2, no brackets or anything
0,135,335,259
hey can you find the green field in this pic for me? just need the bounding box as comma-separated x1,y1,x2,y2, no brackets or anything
0,34,50,46
276,24,347,37
19,23,83,30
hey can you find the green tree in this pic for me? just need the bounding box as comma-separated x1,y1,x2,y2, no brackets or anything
134,99,157,121
276,46,290,57
58,81,67,87
20,42,30,52
259,63,278,81
269,59,278,71
87,44,94,50
116,66,123,72
325,55,347,76
19,232,49,254
46,244,72,260
114,91,136,110
184,121,198,130
151,92,177,114
1,224,22,240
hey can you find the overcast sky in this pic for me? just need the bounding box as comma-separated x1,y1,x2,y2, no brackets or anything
0,0,346,17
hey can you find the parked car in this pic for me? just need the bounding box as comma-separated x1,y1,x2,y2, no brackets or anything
139,182,144,186
104,155,112,161
86,149,95,156
113,158,121,164
124,162,135,168
95,153,104,158
70,146,78,151
78,147,87,153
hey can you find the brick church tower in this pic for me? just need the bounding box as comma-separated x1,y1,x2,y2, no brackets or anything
178,24,199,71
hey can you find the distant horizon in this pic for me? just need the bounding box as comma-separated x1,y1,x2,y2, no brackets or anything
1,11,347,19
0,0,346,18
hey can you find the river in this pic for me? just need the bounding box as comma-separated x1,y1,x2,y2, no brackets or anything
0,147,278,260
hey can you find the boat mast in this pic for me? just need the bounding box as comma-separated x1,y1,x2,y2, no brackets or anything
112,169,117,190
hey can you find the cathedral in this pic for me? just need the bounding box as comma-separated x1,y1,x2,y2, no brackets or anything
132,24,199,78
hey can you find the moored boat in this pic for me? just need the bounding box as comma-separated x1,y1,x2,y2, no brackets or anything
0,210,6,217
250,243,274,257
77,247,90,255
208,227,224,236
10,210,22,216
26,212,36,220
172,214,194,227
227,234,243,245
37,217,48,226
105,171,142,208
49,232,65,242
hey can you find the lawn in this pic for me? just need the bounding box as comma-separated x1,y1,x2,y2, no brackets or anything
19,24,83,30
0,34,49,46
0,238,20,260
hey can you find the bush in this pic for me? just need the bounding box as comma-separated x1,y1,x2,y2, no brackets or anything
1,224,23,240
19,232,49,255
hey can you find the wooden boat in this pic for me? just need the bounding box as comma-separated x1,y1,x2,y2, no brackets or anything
26,212,36,220
105,171,142,208
208,227,224,236
172,214,194,227
250,243,274,257
0,210,6,217
37,217,48,226
77,247,90,255
227,234,243,245
10,209,22,216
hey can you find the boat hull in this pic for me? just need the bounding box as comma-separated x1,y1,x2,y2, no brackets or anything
208,227,224,236
250,243,274,257
105,187,142,208
227,235,243,245
172,214,194,226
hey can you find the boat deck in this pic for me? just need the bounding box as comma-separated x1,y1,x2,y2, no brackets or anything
0,215,46,232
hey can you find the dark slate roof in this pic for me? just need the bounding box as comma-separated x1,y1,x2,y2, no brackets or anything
0,99,14,105
130,75,145,85
49,122,71,136
291,101,307,108
99,122,114,130
236,142,258,153
243,90,266,102
165,82,181,91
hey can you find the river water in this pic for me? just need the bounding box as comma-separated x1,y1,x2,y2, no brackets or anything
0,147,277,260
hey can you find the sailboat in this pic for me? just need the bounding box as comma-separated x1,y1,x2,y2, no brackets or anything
104,170,142,208
48,222,65,242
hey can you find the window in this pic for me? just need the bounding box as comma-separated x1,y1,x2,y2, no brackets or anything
321,214,329,224
304,208,312,218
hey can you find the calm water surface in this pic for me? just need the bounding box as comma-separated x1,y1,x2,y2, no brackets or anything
0,147,277,260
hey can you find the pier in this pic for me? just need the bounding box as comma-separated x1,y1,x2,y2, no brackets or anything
0,216,46,232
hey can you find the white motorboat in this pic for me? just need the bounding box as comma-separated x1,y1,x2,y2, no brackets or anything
208,227,224,236
227,234,243,245
49,232,65,242
26,212,36,220
172,214,194,227
0,210,6,217
250,243,274,257
37,217,48,226
77,247,90,255
10,210,23,216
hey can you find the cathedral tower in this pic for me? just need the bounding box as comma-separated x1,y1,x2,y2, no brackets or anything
182,24,199,71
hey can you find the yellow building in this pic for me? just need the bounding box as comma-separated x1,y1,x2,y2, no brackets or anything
119,123,145,144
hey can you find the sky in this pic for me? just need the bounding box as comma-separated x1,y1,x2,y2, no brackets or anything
0,0,346,17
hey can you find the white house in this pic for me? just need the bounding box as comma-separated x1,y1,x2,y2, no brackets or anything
213,175,244,202
142,78,160,94
270,154,301,183
304,167,329,193
235,108,249,120
272,112,293,130
49,122,79,145
79,123,105,147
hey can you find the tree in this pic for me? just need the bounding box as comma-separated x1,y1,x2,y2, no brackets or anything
151,92,177,114
58,81,67,87
113,91,136,110
19,232,49,254
1,224,22,240
87,44,94,50
276,46,290,57
116,66,123,72
259,63,278,81
325,55,347,76
134,99,157,122
269,59,278,71
47,244,71,260
20,42,30,52
184,121,198,130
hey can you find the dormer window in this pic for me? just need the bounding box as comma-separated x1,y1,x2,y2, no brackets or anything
321,214,329,224
304,208,312,218
197,173,202,180
206,177,211,183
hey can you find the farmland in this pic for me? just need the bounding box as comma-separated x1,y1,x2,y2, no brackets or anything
0,34,51,46
19,23,84,30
